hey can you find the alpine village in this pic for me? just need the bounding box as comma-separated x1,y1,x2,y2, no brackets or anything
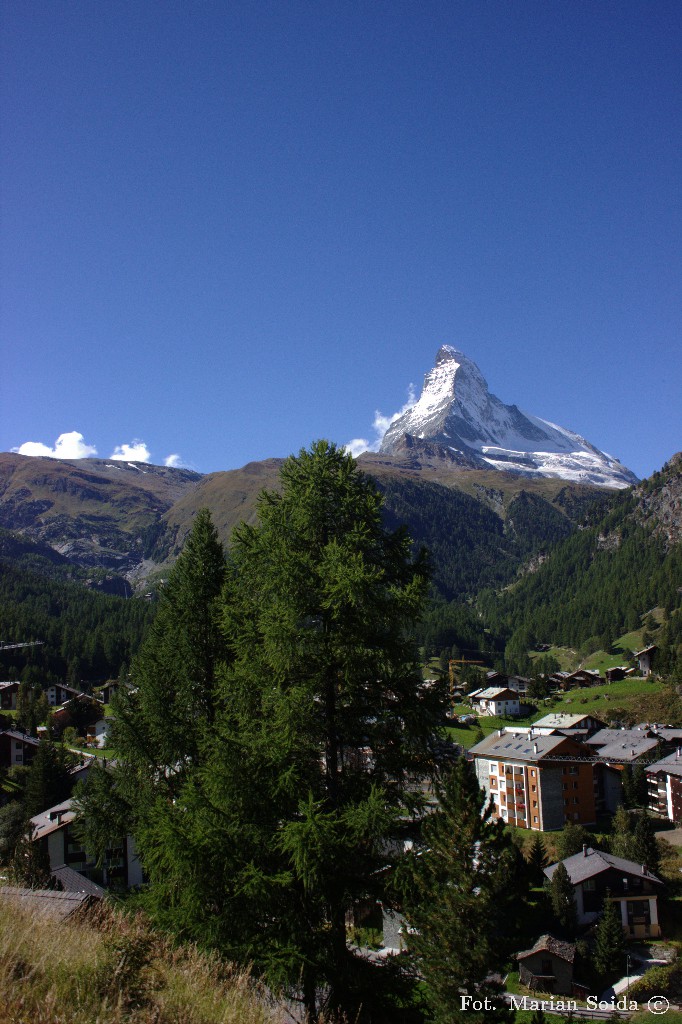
2,349,681,1024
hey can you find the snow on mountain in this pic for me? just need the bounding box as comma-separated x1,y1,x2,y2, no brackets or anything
379,346,638,488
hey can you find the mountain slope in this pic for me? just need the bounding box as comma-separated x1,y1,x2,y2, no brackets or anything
381,346,638,488
479,453,682,650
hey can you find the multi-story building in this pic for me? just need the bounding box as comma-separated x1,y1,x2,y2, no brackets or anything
470,730,598,831
647,750,682,822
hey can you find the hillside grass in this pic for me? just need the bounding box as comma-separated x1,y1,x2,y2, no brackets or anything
0,900,276,1024
447,676,670,748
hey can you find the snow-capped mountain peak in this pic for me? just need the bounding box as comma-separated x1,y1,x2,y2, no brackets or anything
379,346,638,488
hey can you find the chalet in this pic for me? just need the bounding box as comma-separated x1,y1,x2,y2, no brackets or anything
50,694,105,738
545,847,663,938
29,799,143,890
647,750,682,822
469,687,521,717
86,717,113,748
0,681,20,711
507,675,531,696
0,729,40,768
470,731,598,830
564,669,601,687
46,683,83,707
634,646,657,677
516,935,577,995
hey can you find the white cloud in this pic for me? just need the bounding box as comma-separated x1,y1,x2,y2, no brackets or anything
110,440,152,463
345,385,416,458
164,453,183,468
12,431,98,459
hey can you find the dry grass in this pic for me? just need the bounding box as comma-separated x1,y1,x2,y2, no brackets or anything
0,900,277,1024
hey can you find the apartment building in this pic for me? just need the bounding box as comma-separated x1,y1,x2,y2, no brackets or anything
470,731,598,831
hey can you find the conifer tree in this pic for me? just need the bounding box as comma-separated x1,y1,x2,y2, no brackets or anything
527,834,549,886
77,509,227,864
549,861,577,937
593,894,626,977
403,759,525,1024
610,805,635,860
24,738,72,818
632,812,660,875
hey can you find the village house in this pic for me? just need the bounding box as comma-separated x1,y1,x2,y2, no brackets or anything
470,730,598,830
634,645,657,677
516,934,578,996
86,716,113,748
469,686,521,717
545,847,663,939
46,683,85,707
29,799,143,890
0,728,40,768
0,681,20,711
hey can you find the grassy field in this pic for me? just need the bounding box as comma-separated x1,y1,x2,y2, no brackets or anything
0,900,275,1024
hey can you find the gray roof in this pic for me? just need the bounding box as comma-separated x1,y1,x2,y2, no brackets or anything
587,727,653,747
0,885,92,921
646,751,682,778
545,847,663,887
589,736,659,761
472,687,519,701
533,713,602,730
470,732,583,762
51,864,106,898
0,729,40,745
517,934,576,964
29,799,76,840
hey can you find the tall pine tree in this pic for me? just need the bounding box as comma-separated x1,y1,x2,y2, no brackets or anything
402,759,524,1024
127,442,446,1022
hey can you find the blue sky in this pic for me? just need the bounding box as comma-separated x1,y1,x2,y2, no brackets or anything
2,1,680,480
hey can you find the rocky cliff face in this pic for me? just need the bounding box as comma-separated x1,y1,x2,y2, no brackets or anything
380,346,638,488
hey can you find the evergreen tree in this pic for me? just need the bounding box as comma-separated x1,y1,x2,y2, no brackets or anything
548,862,577,937
112,507,227,785
557,822,593,859
527,834,549,886
403,759,525,1024
610,805,636,860
23,739,73,818
82,445,446,1023
593,894,626,977
77,509,227,864
632,813,661,875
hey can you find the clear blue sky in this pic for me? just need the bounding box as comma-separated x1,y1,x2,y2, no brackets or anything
2,1,680,479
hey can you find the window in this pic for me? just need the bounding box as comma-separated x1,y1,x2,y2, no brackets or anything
563,783,568,790
573,797,579,804
490,762,497,773
583,878,596,891
541,959,553,976
573,782,579,789
530,770,536,778
533,815,538,823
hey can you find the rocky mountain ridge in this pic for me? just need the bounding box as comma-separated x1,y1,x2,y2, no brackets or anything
380,346,638,488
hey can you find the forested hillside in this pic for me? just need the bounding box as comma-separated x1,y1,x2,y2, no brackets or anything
479,455,682,658
0,564,153,683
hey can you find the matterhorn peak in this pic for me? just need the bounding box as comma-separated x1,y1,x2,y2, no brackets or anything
379,347,638,488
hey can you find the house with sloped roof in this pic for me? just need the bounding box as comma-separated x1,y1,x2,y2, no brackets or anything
516,934,578,995
545,847,663,938
0,681,20,710
29,799,143,890
0,728,40,768
469,687,521,717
